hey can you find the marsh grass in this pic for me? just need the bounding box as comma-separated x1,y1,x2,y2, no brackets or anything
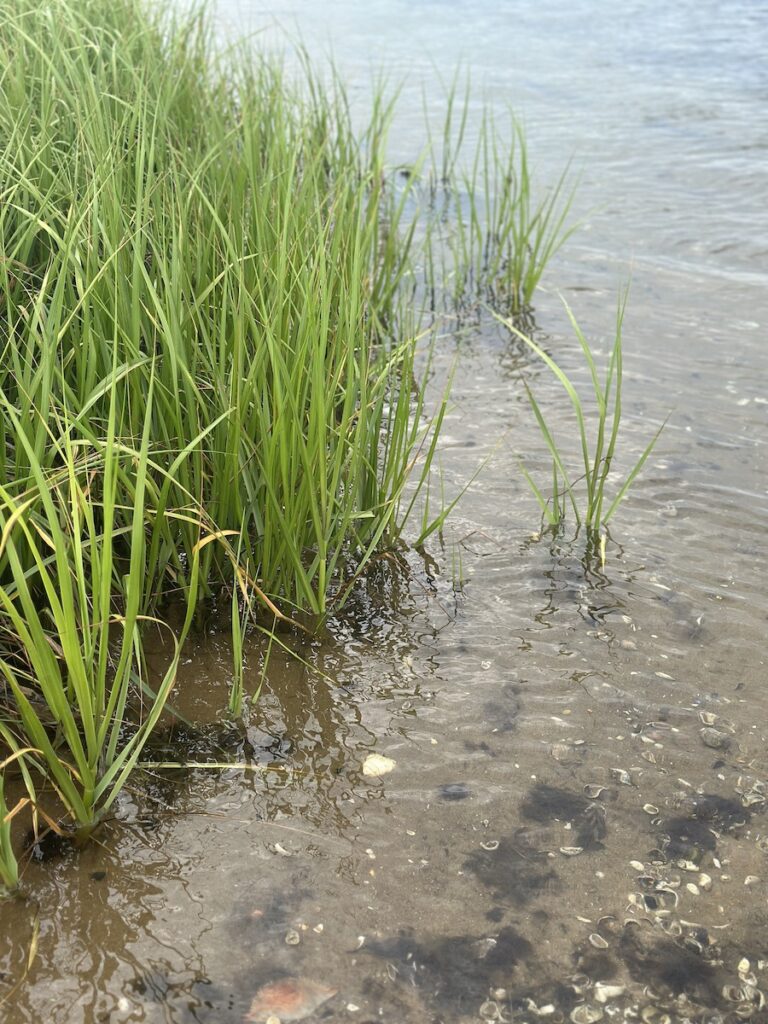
420,88,577,315
0,382,215,834
500,295,665,538
0,760,22,890
0,0,443,618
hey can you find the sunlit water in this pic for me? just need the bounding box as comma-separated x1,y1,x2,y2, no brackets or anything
2,3,767,1022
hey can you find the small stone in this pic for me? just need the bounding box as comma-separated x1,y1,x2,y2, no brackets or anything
362,754,396,777
745,875,760,886
698,873,712,891
285,930,300,946
700,727,731,750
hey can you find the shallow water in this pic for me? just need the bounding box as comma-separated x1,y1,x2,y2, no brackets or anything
2,2,768,1022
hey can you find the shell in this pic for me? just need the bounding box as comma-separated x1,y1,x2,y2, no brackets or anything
245,978,337,1023
593,982,625,1003
640,1010,671,1024
479,999,502,1021
570,1006,604,1024
583,784,606,799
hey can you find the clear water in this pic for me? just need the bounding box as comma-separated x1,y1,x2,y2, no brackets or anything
2,3,768,1022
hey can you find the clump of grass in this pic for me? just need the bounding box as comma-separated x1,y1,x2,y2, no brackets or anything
0,0,448,619
0,386,210,836
0,0,581,875
499,294,665,538
423,88,577,315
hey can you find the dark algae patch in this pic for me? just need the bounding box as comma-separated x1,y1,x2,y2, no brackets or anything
520,784,589,823
658,792,750,861
618,926,722,1004
521,783,607,849
366,927,532,1012
464,832,559,905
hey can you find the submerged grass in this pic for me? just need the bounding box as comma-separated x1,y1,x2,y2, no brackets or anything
0,0,584,880
418,73,577,316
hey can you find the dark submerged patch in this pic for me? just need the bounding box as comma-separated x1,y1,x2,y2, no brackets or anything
25,828,73,864
658,817,717,861
573,947,618,980
463,832,559,905
689,793,750,830
520,784,588,824
365,926,532,1012
618,926,720,1004
520,783,607,849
